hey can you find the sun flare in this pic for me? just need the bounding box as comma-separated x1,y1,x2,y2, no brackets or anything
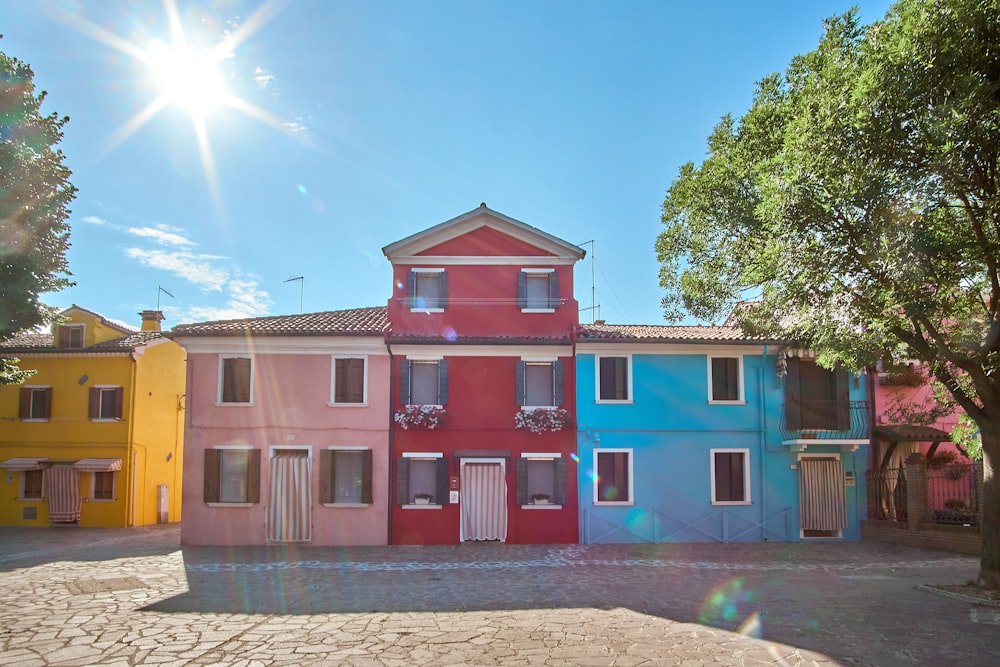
148,39,229,114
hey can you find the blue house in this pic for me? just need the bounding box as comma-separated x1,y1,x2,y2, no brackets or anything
574,323,870,543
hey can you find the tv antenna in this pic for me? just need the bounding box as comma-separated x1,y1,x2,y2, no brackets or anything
577,240,599,323
284,276,304,314
156,286,174,310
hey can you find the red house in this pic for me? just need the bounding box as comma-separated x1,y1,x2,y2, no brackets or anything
383,204,585,544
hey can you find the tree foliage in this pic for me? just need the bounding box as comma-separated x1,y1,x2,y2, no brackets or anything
0,40,75,383
656,0,1000,585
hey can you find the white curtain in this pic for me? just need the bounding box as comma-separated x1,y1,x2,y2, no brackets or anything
461,463,507,541
799,458,847,531
47,465,81,523
266,451,311,542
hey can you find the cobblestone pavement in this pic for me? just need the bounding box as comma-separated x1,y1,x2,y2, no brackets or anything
1,525,999,666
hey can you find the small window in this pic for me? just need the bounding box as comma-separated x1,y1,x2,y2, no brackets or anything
19,387,52,420
400,359,448,405
204,448,261,504
711,449,750,504
219,356,253,404
396,455,449,506
57,324,84,348
517,360,564,408
93,472,114,500
22,470,44,500
517,454,568,506
597,355,631,402
332,357,367,404
89,386,123,420
594,449,633,504
407,269,448,310
709,356,743,403
320,449,373,504
518,270,559,311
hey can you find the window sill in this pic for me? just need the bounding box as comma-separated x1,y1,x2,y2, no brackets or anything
18,498,43,502
327,402,369,408
21,418,50,423
520,308,556,314
595,399,633,405
708,400,746,406
213,402,255,407
402,504,442,509
322,502,370,508
711,501,752,506
206,502,254,507
594,501,634,506
87,498,115,503
90,418,122,423
409,308,444,313
521,504,562,510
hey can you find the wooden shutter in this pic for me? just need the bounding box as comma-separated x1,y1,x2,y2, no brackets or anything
553,361,564,406
395,457,410,505
517,272,527,308
348,359,365,403
834,366,851,431
57,326,69,347
246,449,261,503
399,359,412,405
435,457,449,505
42,388,52,418
18,388,30,419
548,271,560,309
515,361,526,406
204,450,220,502
406,271,416,308
361,449,373,504
236,358,251,403
437,359,449,405
438,271,448,309
88,387,100,419
784,357,802,431
114,387,124,419
515,457,528,504
553,457,568,505
319,450,333,503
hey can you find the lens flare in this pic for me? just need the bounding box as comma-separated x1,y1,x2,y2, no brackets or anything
697,577,761,636
442,326,457,342
297,184,307,195
570,452,580,462
395,280,404,290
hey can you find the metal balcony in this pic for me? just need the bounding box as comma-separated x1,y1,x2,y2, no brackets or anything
779,399,870,450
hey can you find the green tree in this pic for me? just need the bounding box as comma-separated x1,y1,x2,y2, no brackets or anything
0,40,75,383
656,0,1000,586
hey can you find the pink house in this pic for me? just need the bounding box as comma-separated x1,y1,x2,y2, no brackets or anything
170,307,390,546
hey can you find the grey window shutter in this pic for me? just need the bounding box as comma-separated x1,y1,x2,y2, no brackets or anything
553,361,564,406
515,361,526,406
548,271,560,309
319,450,333,503
785,357,801,431
517,272,527,308
436,457,450,505
395,457,410,505
553,457,568,505
834,366,851,430
400,359,412,405
361,450,373,504
438,271,448,309
406,271,416,307
203,450,220,503
437,359,449,405
515,457,528,504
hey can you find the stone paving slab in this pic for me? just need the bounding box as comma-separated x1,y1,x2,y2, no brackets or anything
1,525,999,665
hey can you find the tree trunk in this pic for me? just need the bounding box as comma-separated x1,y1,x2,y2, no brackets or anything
979,431,1000,589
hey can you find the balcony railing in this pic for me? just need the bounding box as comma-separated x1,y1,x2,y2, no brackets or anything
779,399,870,442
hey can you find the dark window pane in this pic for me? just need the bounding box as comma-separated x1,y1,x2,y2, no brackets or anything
525,274,549,309
714,452,746,502
335,358,365,403
597,451,630,501
415,273,441,309
94,472,114,500
712,357,740,401
411,361,439,404
222,357,252,403
524,362,554,406
599,357,628,400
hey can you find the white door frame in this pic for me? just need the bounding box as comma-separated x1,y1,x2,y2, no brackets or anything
458,457,507,542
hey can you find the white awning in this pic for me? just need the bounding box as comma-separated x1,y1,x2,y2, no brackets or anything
73,458,123,472
0,457,48,471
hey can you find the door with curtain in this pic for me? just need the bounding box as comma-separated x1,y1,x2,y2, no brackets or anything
460,460,508,542
266,450,312,542
798,457,847,538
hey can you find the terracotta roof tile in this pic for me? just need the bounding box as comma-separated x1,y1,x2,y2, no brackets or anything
578,323,773,343
0,331,167,354
0,333,54,349
170,306,388,337
387,332,571,345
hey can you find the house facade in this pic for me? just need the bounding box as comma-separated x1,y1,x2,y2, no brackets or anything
383,204,585,545
575,325,871,543
170,307,390,546
0,306,185,527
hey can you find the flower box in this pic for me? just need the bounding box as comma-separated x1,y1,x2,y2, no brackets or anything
394,405,449,430
531,494,551,505
413,493,433,505
514,408,572,433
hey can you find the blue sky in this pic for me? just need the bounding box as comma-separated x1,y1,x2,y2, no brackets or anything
5,0,894,331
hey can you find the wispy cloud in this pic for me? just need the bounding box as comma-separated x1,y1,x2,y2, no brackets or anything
126,225,196,247
82,215,108,225
125,248,229,291
254,66,276,90
180,277,273,322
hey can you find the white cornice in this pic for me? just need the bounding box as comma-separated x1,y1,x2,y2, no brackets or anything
389,255,579,266
388,344,574,358
173,336,389,356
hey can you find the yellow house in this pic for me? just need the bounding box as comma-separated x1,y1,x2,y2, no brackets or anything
0,305,185,527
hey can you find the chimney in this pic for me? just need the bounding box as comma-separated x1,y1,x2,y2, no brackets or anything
139,310,164,332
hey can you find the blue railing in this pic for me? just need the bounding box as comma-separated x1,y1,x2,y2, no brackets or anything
779,399,869,441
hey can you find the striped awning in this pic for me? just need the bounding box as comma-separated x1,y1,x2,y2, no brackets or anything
74,458,123,472
0,457,48,471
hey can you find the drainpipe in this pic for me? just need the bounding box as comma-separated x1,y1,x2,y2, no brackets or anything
759,344,769,540
384,324,395,545
127,351,139,527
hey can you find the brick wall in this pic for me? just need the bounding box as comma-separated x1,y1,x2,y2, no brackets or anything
861,519,981,555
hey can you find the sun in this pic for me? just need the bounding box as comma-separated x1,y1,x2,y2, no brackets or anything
147,39,229,115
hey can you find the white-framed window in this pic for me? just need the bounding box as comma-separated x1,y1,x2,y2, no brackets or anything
596,354,632,403
518,268,559,311
708,355,745,404
321,447,372,505
400,358,447,406
204,446,260,505
218,355,253,405
331,356,367,405
88,386,123,421
397,452,447,507
91,471,115,501
710,448,751,505
516,359,564,408
57,324,85,348
594,448,633,504
21,469,44,500
19,386,52,420
407,268,447,311
517,453,566,508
